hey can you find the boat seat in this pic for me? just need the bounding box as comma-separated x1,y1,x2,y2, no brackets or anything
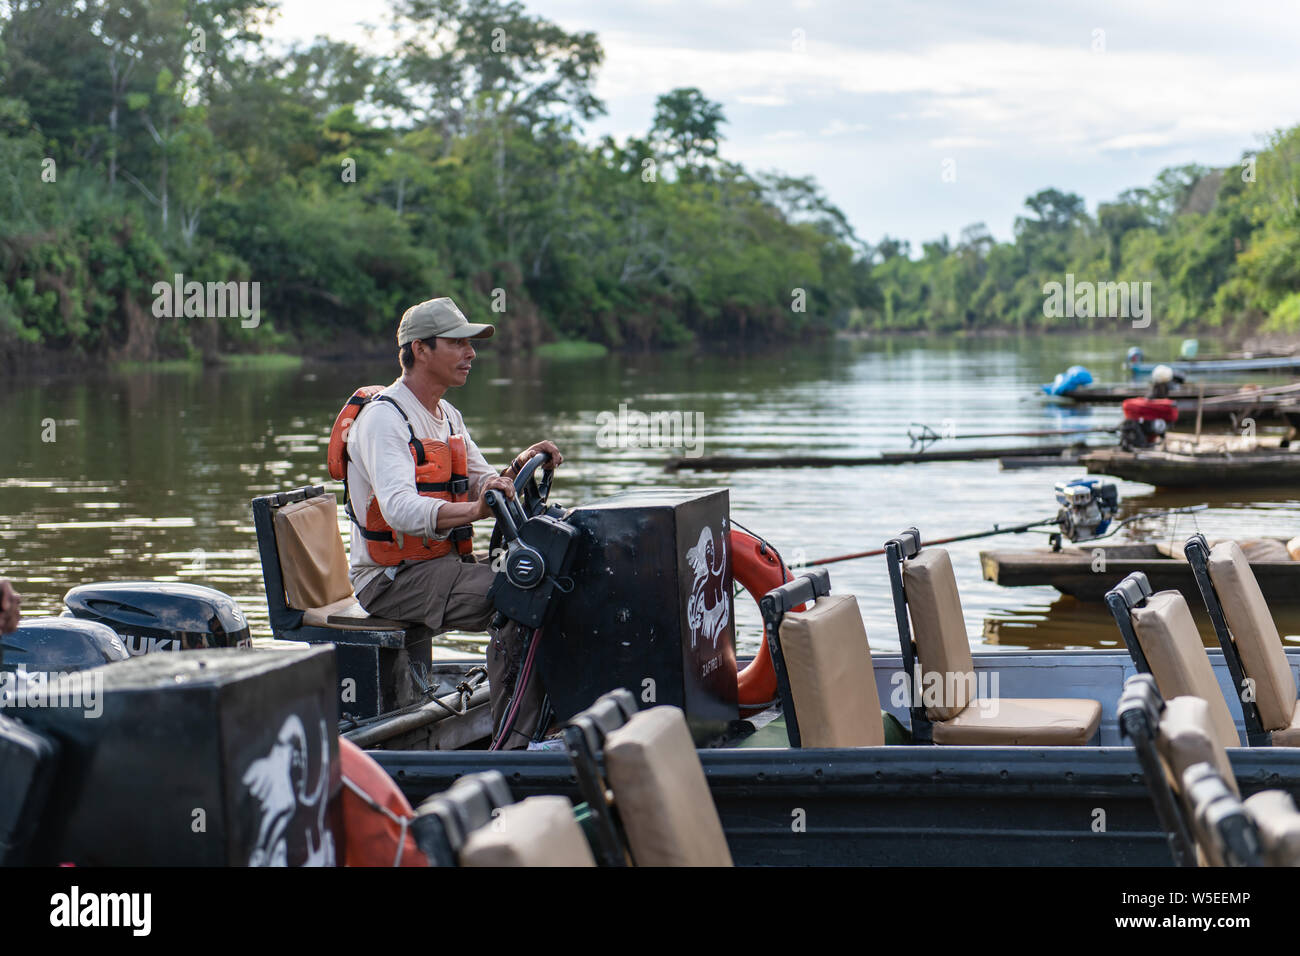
460,797,596,867
1242,789,1300,866
928,696,1104,746
251,485,434,720
888,531,1101,746
1118,674,1196,867
1191,536,1300,747
1181,763,1262,867
1107,573,1242,749
1119,674,1259,867
412,770,595,867
761,569,884,748
273,495,410,631
1157,696,1239,799
604,706,733,866
564,689,733,867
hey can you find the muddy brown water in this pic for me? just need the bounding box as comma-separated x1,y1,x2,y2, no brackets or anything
3,334,1297,657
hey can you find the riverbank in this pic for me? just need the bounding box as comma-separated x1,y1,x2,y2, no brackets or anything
4,325,1298,378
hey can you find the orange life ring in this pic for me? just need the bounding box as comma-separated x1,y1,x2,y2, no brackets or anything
731,528,796,709
339,737,428,867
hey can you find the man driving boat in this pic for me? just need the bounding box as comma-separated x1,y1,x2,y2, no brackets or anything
342,296,563,749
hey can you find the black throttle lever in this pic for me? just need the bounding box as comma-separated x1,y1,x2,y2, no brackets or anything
485,489,546,589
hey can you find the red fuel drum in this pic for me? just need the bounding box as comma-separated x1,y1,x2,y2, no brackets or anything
1122,397,1179,422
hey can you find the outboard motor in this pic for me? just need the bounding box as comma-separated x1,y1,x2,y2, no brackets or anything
1,617,129,675
1054,478,1119,544
63,582,251,656
1119,397,1179,450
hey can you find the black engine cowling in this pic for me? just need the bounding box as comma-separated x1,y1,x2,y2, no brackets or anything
63,581,251,656
1,617,129,674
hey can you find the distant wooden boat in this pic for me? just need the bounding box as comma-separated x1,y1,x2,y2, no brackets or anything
664,442,1087,471
1056,382,1300,423
981,539,1299,603
1059,383,1244,404
1130,352,1300,375
1082,438,1300,489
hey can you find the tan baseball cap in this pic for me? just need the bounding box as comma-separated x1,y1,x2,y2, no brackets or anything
397,297,495,345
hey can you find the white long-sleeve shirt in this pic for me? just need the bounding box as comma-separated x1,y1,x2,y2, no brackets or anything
345,379,497,594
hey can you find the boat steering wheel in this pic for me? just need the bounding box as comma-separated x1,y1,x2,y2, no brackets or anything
487,452,553,563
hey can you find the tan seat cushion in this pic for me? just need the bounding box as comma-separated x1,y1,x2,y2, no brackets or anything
459,796,596,867
778,594,883,747
1157,696,1240,798
302,596,406,631
1268,700,1300,747
1243,789,1300,866
931,697,1101,746
1131,590,1241,749
1208,541,1295,731
1234,539,1290,563
1288,536,1300,562
604,706,732,867
274,496,354,610
901,549,974,721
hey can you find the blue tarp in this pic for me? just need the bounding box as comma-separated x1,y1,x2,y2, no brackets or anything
1041,365,1094,396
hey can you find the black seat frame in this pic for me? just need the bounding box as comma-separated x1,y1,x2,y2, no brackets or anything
562,688,640,867
1117,673,1197,867
1184,533,1270,745
411,770,514,867
758,567,832,748
884,527,933,743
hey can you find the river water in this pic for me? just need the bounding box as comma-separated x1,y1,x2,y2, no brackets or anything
3,333,1297,656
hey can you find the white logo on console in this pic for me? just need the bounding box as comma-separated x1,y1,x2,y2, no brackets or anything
685,526,730,650
243,714,335,867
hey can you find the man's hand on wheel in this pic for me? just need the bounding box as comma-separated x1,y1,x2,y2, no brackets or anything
478,474,518,520
519,440,563,470
0,579,22,635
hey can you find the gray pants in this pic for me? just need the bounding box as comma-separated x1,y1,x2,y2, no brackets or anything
355,554,546,750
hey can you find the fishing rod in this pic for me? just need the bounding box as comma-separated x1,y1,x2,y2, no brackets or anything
803,504,1210,568
908,422,1118,449
806,517,1058,566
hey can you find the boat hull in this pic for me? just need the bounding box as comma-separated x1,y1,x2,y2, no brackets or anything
364,649,1300,864
373,745,1300,866
1083,447,1300,488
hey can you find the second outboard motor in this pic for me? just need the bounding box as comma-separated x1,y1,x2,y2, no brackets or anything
63,582,251,656
1,617,129,675
1054,478,1119,544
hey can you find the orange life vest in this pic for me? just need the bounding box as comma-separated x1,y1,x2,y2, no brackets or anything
328,386,474,565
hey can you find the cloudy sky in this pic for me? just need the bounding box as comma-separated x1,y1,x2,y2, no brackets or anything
267,0,1300,249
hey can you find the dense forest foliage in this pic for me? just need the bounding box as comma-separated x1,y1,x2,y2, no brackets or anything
0,0,1298,362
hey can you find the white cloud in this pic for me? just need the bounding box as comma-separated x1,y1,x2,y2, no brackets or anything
929,136,992,149
821,119,870,136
